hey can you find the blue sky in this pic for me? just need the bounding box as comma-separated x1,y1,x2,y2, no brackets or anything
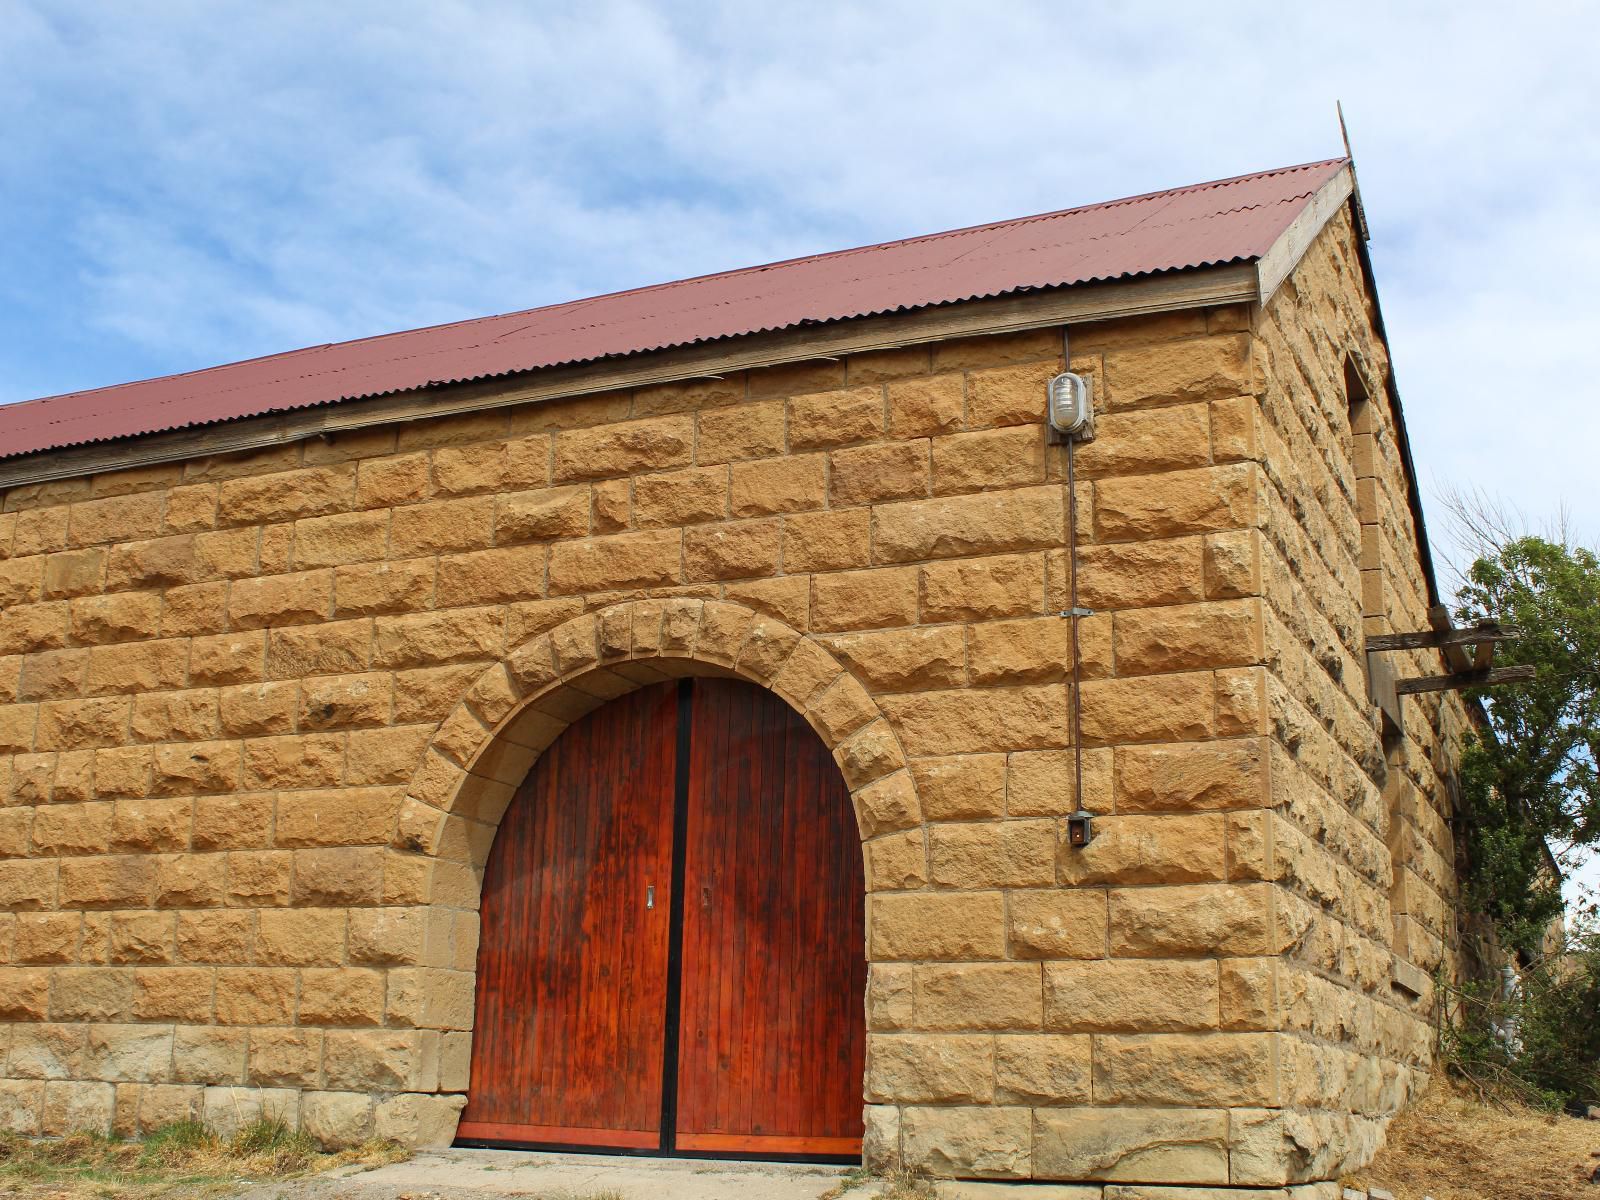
4,3,1597,896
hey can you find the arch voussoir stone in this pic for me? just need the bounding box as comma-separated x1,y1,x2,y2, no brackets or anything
391,599,918,874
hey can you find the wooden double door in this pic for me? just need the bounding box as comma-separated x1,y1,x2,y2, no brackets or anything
457,677,867,1159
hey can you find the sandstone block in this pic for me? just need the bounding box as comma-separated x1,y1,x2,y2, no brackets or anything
967,616,1081,685
888,375,963,436
70,588,162,643
928,820,1056,888
292,511,389,568
811,566,918,631
912,962,1042,1030
68,492,164,547
1220,957,1280,1031
0,1079,45,1135
323,1028,439,1091
965,360,1055,428
852,771,923,836
0,858,59,910
0,599,71,654
1033,1106,1229,1184
168,1026,246,1085
696,401,785,463
299,967,385,1026
81,1023,173,1082
300,1094,374,1152
834,719,907,790
372,607,503,669
373,1092,467,1147
201,1084,301,1138
684,519,780,582
218,466,354,524
1080,673,1214,744
993,1034,1092,1103
155,852,228,907
1110,882,1275,957
292,846,385,906
226,850,292,906
1058,814,1226,886
389,496,495,556
821,627,965,692
1045,959,1219,1033
931,426,1045,494
552,415,692,481
109,910,175,964
1118,739,1267,812
31,802,113,856
912,754,1006,820
176,910,253,964
1102,334,1252,407
256,908,346,966
830,441,930,506
1007,747,1112,816
15,912,80,963
548,529,681,594
1203,529,1261,599
435,544,549,607
781,508,870,572
131,689,222,742
214,968,297,1025
59,857,154,910
110,798,191,852
1075,404,1211,477
334,559,435,616
866,1034,993,1103
160,581,230,636
882,685,1068,756
869,891,1005,961
1114,599,1262,674
1007,889,1107,960
901,1104,1031,1179
36,696,132,750
151,740,241,796
42,1080,115,1136
788,386,883,449
866,829,927,891
874,486,1065,563
624,465,724,527
192,794,273,850
1094,464,1255,541
867,964,914,1031
189,631,266,686
216,681,296,738
0,967,50,1020
385,967,476,1031
227,570,333,629
133,967,214,1022
249,1028,324,1088
1094,1032,1277,1105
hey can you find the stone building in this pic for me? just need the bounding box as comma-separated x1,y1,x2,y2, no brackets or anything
0,158,1471,1197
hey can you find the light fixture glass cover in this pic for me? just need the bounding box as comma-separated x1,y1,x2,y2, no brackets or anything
1048,372,1092,435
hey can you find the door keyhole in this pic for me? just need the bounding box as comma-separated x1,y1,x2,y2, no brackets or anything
646,885,655,910
701,885,711,910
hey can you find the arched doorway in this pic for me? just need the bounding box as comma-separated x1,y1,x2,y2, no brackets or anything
456,676,867,1159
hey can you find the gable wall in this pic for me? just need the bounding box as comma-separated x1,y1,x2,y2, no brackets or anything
0,237,1457,1193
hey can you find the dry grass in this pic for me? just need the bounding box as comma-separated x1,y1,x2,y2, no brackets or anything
1348,1078,1600,1200
0,1118,407,1200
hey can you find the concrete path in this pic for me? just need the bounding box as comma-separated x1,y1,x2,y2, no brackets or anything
235,1146,869,1200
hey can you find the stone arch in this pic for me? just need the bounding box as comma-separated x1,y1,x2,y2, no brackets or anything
391,597,922,900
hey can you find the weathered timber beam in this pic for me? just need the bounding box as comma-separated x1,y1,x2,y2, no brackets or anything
1365,625,1514,652
1393,665,1535,697
1428,605,1474,672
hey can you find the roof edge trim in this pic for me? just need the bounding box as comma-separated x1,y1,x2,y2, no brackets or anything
0,261,1258,491
1257,166,1355,304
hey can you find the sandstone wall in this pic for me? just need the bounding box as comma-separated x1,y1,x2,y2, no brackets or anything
0,232,1459,1191
1250,208,1471,1181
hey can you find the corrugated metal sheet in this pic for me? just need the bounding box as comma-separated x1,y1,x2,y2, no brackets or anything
0,158,1347,462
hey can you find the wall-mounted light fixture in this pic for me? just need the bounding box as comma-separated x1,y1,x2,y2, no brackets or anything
1065,808,1094,848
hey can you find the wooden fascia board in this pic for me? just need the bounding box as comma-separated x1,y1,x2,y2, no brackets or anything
0,261,1258,489
1256,165,1356,304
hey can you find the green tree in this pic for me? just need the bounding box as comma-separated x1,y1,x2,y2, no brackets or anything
1454,534,1600,952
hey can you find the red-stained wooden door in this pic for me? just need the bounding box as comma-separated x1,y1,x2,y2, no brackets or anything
456,682,679,1149
674,678,867,1157
458,678,865,1160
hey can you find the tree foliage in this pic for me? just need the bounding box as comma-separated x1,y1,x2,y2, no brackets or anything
1454,535,1600,952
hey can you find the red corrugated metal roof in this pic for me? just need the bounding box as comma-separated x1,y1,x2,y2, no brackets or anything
0,158,1347,462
